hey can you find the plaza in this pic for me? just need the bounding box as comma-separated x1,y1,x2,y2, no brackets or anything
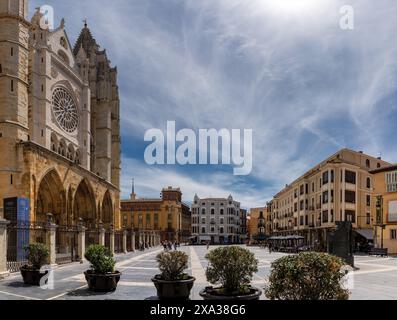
0,245,396,300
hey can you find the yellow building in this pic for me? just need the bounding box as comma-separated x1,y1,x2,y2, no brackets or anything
269,149,391,250
370,165,397,254
121,187,191,243
248,207,267,243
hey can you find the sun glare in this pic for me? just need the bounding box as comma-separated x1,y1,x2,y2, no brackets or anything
260,0,327,15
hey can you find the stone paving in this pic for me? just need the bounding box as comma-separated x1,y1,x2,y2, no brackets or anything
0,245,396,300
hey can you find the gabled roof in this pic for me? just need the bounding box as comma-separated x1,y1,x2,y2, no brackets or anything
73,22,97,56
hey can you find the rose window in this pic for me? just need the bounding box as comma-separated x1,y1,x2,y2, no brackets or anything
52,87,78,133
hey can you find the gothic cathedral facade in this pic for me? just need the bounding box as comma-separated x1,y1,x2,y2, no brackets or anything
0,0,121,229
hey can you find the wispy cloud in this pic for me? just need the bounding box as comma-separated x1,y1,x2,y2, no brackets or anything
31,0,397,208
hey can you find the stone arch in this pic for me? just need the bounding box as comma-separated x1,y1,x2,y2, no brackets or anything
67,144,75,161
75,149,81,165
58,139,67,157
102,190,113,226
36,169,66,224
50,133,58,152
73,179,96,229
67,186,74,226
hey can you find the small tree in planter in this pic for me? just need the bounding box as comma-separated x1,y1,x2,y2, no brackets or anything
20,243,50,286
152,251,195,300
84,245,121,292
265,252,350,300
200,246,261,300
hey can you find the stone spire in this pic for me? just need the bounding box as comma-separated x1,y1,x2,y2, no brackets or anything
73,20,97,56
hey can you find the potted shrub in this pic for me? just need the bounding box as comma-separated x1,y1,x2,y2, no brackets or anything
200,246,261,300
152,251,195,300
265,252,350,300
84,245,121,292
20,243,50,286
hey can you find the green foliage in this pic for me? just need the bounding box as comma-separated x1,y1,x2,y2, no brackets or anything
265,252,350,300
23,243,49,269
85,245,116,274
205,246,258,295
156,251,189,281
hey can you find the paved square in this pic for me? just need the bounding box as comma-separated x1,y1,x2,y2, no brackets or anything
0,245,396,300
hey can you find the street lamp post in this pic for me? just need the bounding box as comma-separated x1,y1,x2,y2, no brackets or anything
376,195,385,249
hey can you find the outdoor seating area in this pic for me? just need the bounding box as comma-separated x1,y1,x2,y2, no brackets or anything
268,235,306,253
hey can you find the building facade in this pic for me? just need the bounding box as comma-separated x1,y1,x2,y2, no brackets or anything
0,2,121,229
240,208,248,243
191,195,242,244
248,207,267,243
269,149,391,249
120,187,191,243
370,165,397,254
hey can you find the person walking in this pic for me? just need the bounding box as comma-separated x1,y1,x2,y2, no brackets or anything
206,242,210,250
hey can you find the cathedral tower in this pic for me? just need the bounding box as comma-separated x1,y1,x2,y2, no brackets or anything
74,23,121,186
0,0,30,201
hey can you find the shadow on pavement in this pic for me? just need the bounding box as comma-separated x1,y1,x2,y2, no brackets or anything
66,287,116,297
7,282,31,288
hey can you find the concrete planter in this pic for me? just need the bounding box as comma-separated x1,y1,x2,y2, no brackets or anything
152,275,195,300
20,267,48,286
84,270,121,292
199,286,262,300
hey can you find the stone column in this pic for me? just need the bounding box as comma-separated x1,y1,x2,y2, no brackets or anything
146,232,150,248
46,222,58,266
123,230,128,254
99,227,105,246
0,219,10,279
109,228,115,255
131,232,135,252
77,222,86,263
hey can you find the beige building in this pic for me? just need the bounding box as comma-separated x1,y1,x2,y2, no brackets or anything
121,187,191,243
0,0,121,257
270,149,391,249
370,165,397,254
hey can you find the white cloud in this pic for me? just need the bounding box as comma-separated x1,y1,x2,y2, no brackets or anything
31,0,397,207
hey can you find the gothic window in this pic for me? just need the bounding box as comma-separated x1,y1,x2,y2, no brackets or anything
67,144,75,161
52,87,78,133
75,150,81,165
58,140,66,157
60,37,68,49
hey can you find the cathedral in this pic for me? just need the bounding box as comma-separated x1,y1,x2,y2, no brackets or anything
0,0,121,231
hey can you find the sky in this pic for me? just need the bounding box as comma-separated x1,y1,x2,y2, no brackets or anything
30,0,397,208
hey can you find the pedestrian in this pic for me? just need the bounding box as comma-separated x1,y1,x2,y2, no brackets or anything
163,242,167,251
207,242,210,250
